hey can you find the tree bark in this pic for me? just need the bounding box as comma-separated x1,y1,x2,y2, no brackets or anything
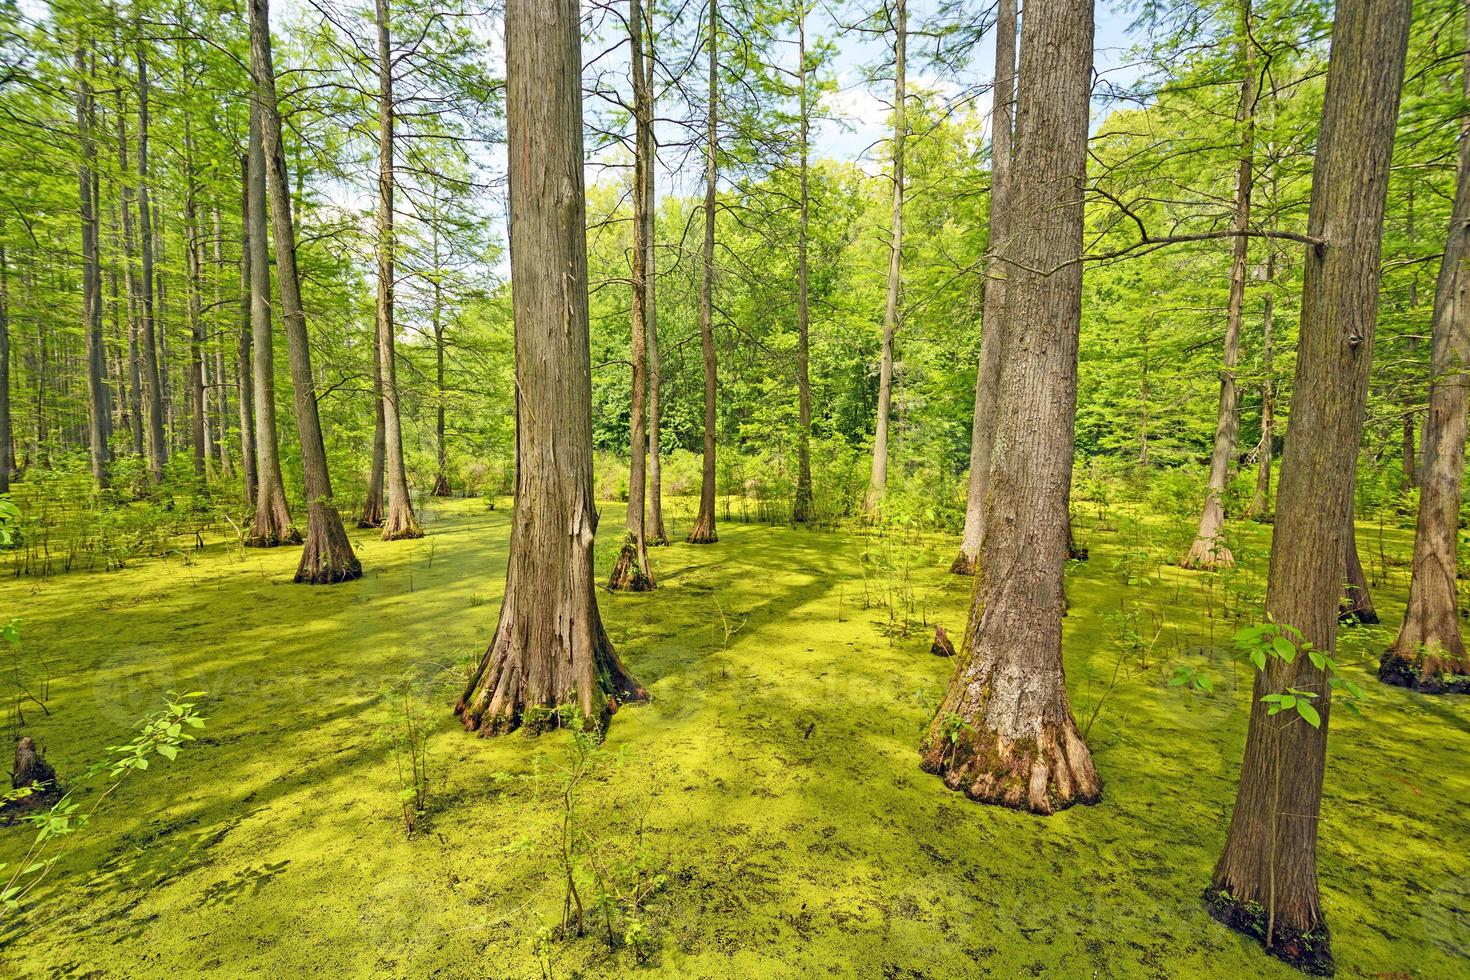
455,0,646,734
793,4,814,525
1207,1,1410,970
359,344,386,526
1382,11,1470,693
237,152,257,507
952,0,1016,574
609,0,655,590
430,216,450,497
687,0,719,545
244,98,297,548
1183,0,1256,570
251,0,361,583
212,206,233,480
1339,503,1378,625
643,2,667,545
114,93,145,461
184,116,209,484
918,0,1099,815
0,218,9,495
373,0,421,541
863,0,905,516
135,37,166,484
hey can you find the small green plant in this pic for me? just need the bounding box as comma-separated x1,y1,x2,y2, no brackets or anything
1,691,207,914
1233,622,1367,725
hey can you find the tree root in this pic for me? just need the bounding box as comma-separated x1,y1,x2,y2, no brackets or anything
920,720,1100,815
1181,537,1234,570
1204,887,1334,976
1378,648,1470,695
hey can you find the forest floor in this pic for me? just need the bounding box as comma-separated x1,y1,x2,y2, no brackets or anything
0,495,1466,978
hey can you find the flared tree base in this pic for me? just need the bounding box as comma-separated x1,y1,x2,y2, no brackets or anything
930,625,956,657
1204,887,1334,976
686,516,717,545
381,509,424,542
949,550,978,575
1182,537,1235,570
607,540,656,592
648,528,669,547
1378,649,1470,694
1338,598,1379,626
295,511,363,585
244,527,302,548
920,719,1101,815
431,473,452,497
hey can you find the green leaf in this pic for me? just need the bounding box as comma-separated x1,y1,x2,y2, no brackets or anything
1297,701,1321,728
1196,673,1213,693
1271,636,1296,662
1250,649,1266,671
156,744,178,761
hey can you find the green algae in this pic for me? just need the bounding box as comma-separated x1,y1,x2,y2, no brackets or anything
0,500,1466,977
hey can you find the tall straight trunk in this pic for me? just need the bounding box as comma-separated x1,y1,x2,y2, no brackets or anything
863,0,905,515
184,118,208,482
1207,1,1410,970
919,0,1099,814
609,0,655,590
77,44,108,489
359,347,386,526
0,218,9,494
236,157,257,506
135,38,165,483
951,0,1016,573
1249,290,1274,518
1383,16,1470,692
213,205,233,480
116,93,144,459
374,0,421,541
687,0,719,545
643,2,666,545
456,0,645,735
793,4,814,525
250,0,360,582
1402,186,1420,490
430,216,450,497
244,90,298,547
1183,0,1257,570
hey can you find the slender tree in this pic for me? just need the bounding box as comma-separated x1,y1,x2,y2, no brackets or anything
236,155,257,507
1206,0,1410,969
1249,285,1275,519
1382,11,1470,693
359,355,386,526
644,0,667,545
609,0,655,589
374,0,422,541
250,0,360,582
244,100,297,547
77,43,109,489
862,0,904,515
456,0,646,734
1182,0,1258,569
951,0,1015,574
135,35,166,484
1340,503,1378,625
687,0,719,545
918,0,1099,814
792,0,814,524
0,216,9,495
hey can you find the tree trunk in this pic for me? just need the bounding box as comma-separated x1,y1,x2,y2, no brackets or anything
213,206,233,480
793,5,814,525
116,94,145,460
0,218,9,495
918,0,1099,815
1382,17,1470,693
687,0,719,545
237,152,257,507
135,38,166,484
1339,503,1379,625
430,218,450,497
952,0,1015,574
359,345,386,527
455,0,646,734
609,0,655,590
863,0,905,516
77,44,109,489
1183,0,1256,570
1249,291,1275,520
184,117,209,484
1207,2,1410,970
374,0,421,542
244,67,298,547
643,3,667,545
250,0,361,583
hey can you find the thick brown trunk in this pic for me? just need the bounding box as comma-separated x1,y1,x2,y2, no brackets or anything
687,0,718,545
244,99,297,548
610,0,655,590
237,157,257,506
919,0,1099,815
135,38,165,483
456,0,645,734
1383,14,1470,694
1184,0,1256,570
375,0,421,542
952,0,1015,574
793,7,814,525
863,0,905,515
251,0,361,583
1339,504,1378,625
1208,1,1410,970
